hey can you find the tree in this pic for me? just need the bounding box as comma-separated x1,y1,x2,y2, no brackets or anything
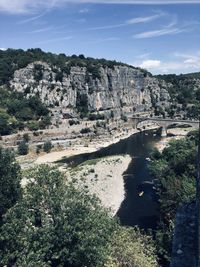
0,165,117,267
18,141,29,155
109,226,158,267
0,111,11,135
149,133,197,264
43,140,52,153
23,133,30,143
0,147,22,221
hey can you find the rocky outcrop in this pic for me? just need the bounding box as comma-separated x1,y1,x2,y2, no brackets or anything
10,61,170,119
171,202,197,267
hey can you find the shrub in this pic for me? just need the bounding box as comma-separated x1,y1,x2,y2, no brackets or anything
23,133,30,143
43,140,52,153
17,141,29,155
28,121,39,131
80,128,91,134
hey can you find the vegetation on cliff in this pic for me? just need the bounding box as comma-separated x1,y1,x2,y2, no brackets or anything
157,73,200,119
0,87,51,135
0,48,140,86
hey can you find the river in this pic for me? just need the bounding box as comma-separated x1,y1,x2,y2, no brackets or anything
58,129,162,230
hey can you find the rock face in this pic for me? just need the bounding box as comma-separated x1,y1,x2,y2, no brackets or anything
171,202,197,267
10,61,170,118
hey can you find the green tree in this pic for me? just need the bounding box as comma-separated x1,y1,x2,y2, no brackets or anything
43,140,52,153
0,111,11,135
149,133,197,264
109,226,158,267
0,165,117,267
23,133,30,143
0,147,22,221
18,141,29,155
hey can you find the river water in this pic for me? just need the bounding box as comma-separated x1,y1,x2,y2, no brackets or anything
59,130,162,230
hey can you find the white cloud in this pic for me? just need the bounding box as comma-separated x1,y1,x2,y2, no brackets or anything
126,12,164,24
79,8,90,13
87,12,164,31
133,18,187,39
86,23,124,31
134,27,185,38
133,51,200,74
29,26,53,34
0,48,7,50
140,59,161,69
1,0,200,14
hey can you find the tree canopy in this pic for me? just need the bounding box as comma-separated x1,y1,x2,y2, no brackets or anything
0,147,22,221
149,132,197,265
0,165,158,267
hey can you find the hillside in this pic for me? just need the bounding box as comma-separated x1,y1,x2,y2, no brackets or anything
157,73,200,119
0,48,199,142
0,49,170,129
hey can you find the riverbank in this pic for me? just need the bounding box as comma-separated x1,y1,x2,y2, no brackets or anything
66,155,132,215
155,127,194,152
35,126,158,164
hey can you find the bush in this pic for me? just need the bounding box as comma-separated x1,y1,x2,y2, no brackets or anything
88,113,105,121
43,140,52,153
69,119,80,126
80,128,91,134
36,144,43,154
17,141,29,155
23,133,30,143
28,121,39,131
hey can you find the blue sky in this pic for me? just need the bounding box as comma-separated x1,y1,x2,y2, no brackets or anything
0,0,200,74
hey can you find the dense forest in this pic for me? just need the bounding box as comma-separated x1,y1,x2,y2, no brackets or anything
149,131,198,266
0,148,158,267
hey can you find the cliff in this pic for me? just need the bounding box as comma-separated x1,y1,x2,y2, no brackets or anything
9,61,169,120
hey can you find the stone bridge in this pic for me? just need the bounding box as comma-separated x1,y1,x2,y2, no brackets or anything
131,117,199,136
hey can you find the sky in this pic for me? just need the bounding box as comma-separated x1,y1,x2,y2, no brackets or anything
0,0,200,74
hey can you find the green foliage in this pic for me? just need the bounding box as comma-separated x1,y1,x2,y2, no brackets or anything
88,113,105,121
34,64,43,82
0,165,117,267
55,71,64,82
80,127,91,134
0,147,22,220
0,48,136,86
157,73,200,119
149,133,197,264
0,110,12,135
108,226,158,267
0,87,50,135
18,141,29,155
0,165,159,267
23,133,30,143
43,140,52,153
186,104,200,119
76,92,89,116
150,137,196,216
27,121,39,131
